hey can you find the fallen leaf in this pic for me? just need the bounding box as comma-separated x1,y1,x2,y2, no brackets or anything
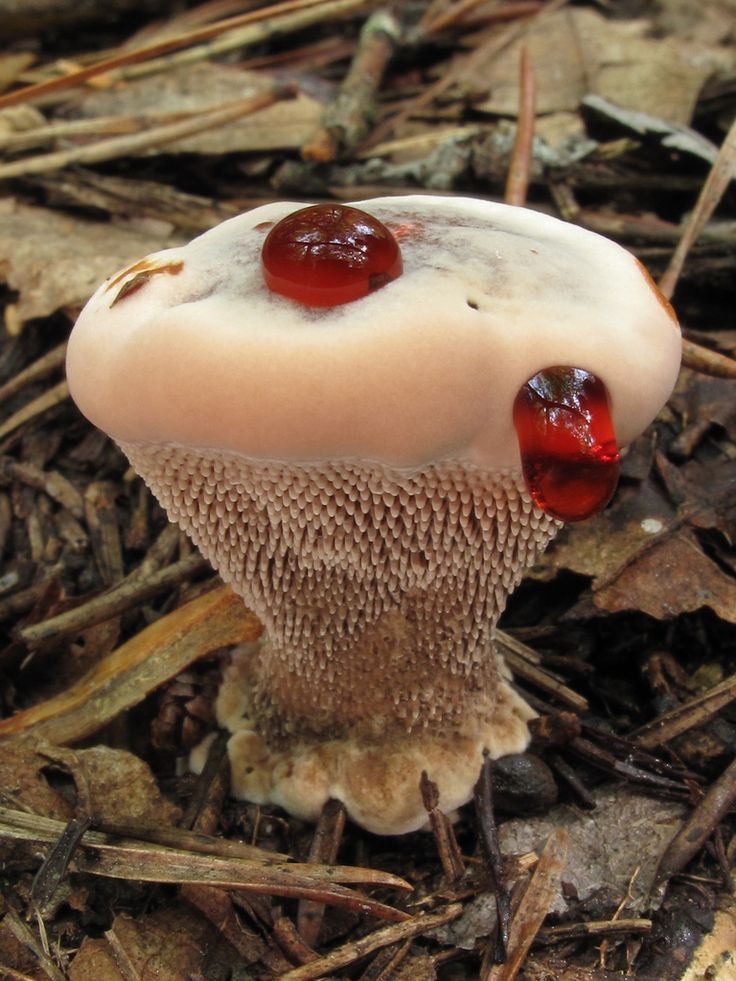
67,937,123,981
472,8,727,125
0,197,183,327
35,744,181,826
594,528,736,622
68,903,223,981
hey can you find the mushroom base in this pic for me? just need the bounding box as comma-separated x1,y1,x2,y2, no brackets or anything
192,640,536,836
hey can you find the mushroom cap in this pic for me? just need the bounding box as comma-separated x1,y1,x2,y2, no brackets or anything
66,195,681,471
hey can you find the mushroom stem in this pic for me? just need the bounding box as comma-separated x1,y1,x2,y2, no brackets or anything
123,441,558,809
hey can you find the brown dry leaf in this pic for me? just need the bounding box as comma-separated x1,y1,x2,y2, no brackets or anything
0,197,183,327
0,740,74,822
535,479,676,583
68,902,222,981
62,61,324,154
670,368,736,444
34,744,181,826
473,8,729,124
67,938,123,981
594,528,736,622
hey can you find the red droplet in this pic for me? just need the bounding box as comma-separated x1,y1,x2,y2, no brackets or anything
513,367,620,522
261,204,403,307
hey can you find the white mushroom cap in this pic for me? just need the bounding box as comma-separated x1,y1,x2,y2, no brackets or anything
66,195,681,472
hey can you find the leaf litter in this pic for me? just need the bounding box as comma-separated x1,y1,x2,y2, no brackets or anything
0,1,735,978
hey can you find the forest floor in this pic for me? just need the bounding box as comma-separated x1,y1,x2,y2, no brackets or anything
0,1,735,978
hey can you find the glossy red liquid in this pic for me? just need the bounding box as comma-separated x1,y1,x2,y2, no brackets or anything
513,367,620,522
261,204,403,307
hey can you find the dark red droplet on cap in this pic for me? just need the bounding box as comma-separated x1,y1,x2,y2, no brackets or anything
513,367,620,522
261,204,403,307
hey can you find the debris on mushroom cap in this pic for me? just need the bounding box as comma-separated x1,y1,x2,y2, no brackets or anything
66,196,681,835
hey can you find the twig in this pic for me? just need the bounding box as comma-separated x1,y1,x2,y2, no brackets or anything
273,914,320,966
659,113,736,301
536,917,651,945
31,815,93,914
302,10,400,161
0,585,260,744
0,0,370,110
180,731,231,834
0,456,83,518
474,755,511,963
365,0,569,149
0,807,411,918
179,731,278,963
681,338,736,379
504,45,536,206
17,552,208,647
498,631,589,712
0,87,293,180
420,771,465,883
0,380,69,443
116,0,367,88
653,756,736,898
633,673,736,750
421,0,543,34
297,798,347,945
568,737,688,794
279,905,463,981
0,343,66,407
546,753,596,809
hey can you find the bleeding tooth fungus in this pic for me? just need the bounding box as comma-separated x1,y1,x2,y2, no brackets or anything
66,196,681,834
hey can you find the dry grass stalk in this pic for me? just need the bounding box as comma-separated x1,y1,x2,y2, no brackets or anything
0,0,371,110
0,807,411,916
0,86,293,180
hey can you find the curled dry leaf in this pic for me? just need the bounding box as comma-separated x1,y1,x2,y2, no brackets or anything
0,198,184,328
68,902,227,981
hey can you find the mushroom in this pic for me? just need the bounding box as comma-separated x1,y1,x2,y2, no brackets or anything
66,196,681,835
